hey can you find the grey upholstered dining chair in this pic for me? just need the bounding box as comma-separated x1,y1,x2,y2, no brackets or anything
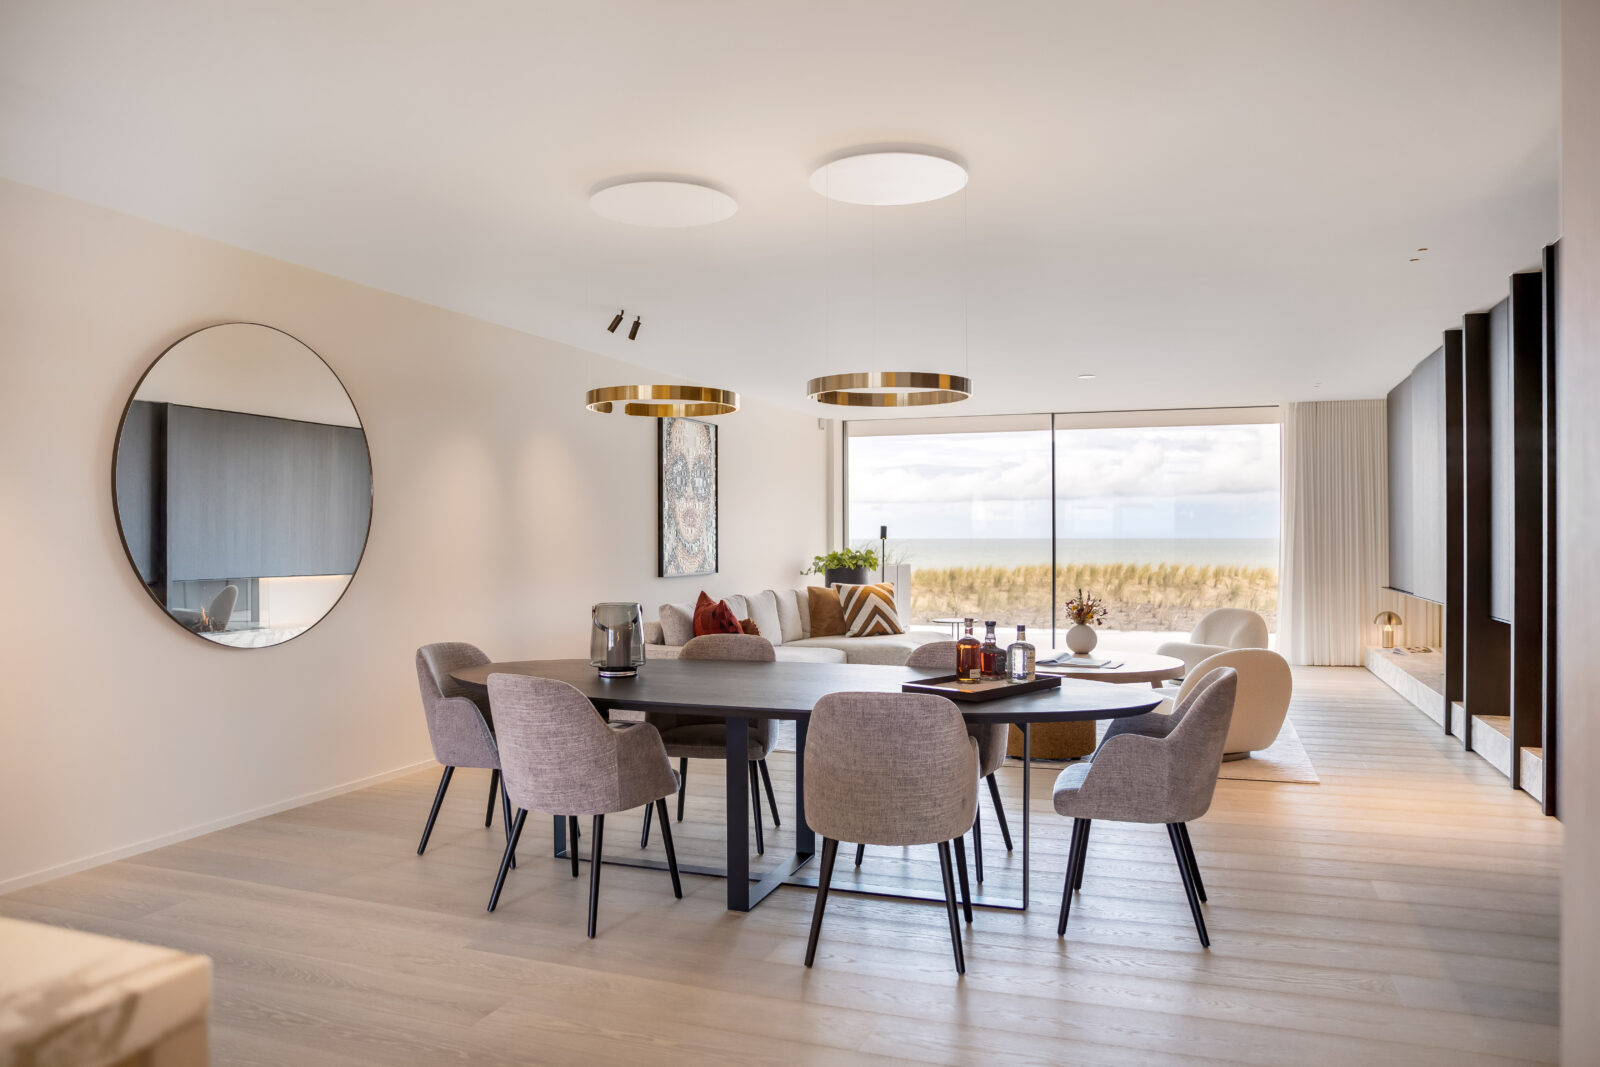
850,641,1012,881
640,633,781,855
804,691,978,974
414,642,514,861
486,673,683,937
1053,667,1238,946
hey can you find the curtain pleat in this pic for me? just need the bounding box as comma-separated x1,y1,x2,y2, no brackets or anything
1279,399,1388,665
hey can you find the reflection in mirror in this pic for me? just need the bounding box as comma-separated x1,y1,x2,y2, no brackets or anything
114,323,372,647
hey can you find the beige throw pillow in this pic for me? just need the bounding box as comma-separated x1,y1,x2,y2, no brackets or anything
839,582,905,637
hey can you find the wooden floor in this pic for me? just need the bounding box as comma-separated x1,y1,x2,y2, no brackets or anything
1,668,1561,1065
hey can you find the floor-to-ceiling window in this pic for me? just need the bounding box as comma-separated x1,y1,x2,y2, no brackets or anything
846,409,1280,650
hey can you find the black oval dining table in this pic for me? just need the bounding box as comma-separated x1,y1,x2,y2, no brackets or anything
451,657,1163,913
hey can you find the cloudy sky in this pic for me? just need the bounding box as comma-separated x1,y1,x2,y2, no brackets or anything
847,424,1281,541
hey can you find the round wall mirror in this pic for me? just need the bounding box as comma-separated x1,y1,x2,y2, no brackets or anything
113,323,372,648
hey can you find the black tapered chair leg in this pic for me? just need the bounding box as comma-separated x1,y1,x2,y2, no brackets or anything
972,801,984,883
749,761,765,855
676,759,688,821
952,834,973,924
1168,823,1210,946
1058,817,1087,936
987,774,1014,852
758,758,781,827
936,841,966,974
804,838,840,967
485,769,499,827
568,815,580,878
499,775,516,869
1177,822,1207,902
586,814,606,938
854,842,865,867
416,766,454,855
640,800,653,848
654,798,683,898
1073,818,1093,890
487,808,527,912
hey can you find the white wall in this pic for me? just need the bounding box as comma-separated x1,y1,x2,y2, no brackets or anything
0,179,828,890
1561,0,1600,1058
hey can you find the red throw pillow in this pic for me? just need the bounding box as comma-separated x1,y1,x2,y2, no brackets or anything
693,591,744,637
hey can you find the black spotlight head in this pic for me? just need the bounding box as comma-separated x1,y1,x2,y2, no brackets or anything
607,310,625,333
628,316,641,341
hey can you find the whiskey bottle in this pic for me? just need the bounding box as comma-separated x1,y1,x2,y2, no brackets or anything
1008,625,1036,681
956,618,981,683
980,621,1004,679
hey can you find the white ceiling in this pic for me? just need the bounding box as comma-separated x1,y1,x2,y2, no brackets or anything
0,1,1560,417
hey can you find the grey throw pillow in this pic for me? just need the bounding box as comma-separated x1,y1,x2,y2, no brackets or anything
658,601,695,647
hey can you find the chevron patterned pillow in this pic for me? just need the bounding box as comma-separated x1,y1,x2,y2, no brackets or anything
838,582,904,637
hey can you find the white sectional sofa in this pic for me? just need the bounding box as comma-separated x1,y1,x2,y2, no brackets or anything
643,587,944,666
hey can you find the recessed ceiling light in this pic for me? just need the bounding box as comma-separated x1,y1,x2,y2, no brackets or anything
810,150,968,206
1077,373,1096,380
589,180,737,227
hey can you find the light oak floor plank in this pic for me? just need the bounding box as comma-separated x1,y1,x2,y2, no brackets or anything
1,667,1560,1064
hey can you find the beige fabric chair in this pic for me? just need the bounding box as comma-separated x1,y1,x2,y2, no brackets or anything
642,634,781,854
485,673,682,937
803,692,979,974
850,642,1013,880
1156,608,1269,676
1054,668,1237,946
1113,648,1291,760
414,643,513,860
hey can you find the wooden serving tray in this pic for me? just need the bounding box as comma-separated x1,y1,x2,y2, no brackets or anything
901,673,1063,702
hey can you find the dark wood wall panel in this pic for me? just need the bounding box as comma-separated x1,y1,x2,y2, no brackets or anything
1541,244,1560,815
1387,370,1416,595
1508,270,1545,788
165,404,371,581
1489,297,1515,622
1463,312,1510,735
1444,329,1465,724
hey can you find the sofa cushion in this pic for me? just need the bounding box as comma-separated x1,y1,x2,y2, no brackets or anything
745,590,784,646
784,631,944,666
775,645,848,664
796,586,813,637
723,593,749,619
693,592,743,636
806,586,847,637
771,589,805,643
658,601,695,647
838,582,905,637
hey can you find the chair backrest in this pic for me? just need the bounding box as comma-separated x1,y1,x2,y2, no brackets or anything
1084,667,1237,824
1189,608,1269,649
487,673,639,815
1174,648,1291,754
804,692,977,846
905,641,958,670
207,584,238,631
415,642,498,769
680,633,776,662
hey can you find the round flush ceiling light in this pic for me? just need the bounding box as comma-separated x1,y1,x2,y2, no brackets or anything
809,150,968,206
589,180,737,227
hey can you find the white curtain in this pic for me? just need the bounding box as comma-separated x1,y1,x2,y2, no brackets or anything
1279,399,1388,665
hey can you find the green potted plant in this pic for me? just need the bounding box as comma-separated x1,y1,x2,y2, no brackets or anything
805,547,880,587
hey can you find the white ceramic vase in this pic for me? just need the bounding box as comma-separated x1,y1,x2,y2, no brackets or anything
1065,623,1098,655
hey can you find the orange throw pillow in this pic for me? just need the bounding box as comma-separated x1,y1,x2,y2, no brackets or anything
693,591,744,637
806,586,847,637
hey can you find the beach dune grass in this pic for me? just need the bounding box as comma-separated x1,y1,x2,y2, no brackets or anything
909,561,1278,633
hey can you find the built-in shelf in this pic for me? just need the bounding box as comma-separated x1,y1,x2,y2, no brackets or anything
1470,715,1514,778
1520,748,1545,805
1366,647,1446,726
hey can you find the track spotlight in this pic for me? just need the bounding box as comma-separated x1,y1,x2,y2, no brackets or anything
628,316,641,341
607,310,625,333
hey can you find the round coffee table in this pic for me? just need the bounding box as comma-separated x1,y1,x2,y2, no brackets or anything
1010,651,1185,758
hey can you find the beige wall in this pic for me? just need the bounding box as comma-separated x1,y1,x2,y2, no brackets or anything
1562,0,1600,1057
0,179,828,890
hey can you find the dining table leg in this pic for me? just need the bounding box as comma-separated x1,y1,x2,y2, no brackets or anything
724,716,751,910
794,717,815,854
1022,721,1031,907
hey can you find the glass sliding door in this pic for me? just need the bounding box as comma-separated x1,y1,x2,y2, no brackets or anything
846,423,1053,630
1053,419,1280,651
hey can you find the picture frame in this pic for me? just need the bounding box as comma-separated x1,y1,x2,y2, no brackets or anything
658,416,718,578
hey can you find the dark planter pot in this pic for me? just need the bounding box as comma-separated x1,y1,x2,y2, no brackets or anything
825,566,869,587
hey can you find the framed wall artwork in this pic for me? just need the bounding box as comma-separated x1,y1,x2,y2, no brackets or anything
659,416,718,577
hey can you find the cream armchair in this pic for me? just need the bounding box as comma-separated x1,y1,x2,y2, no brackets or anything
1156,608,1269,677
1142,649,1291,760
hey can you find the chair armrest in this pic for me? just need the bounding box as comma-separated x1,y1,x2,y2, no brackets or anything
1155,641,1229,676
